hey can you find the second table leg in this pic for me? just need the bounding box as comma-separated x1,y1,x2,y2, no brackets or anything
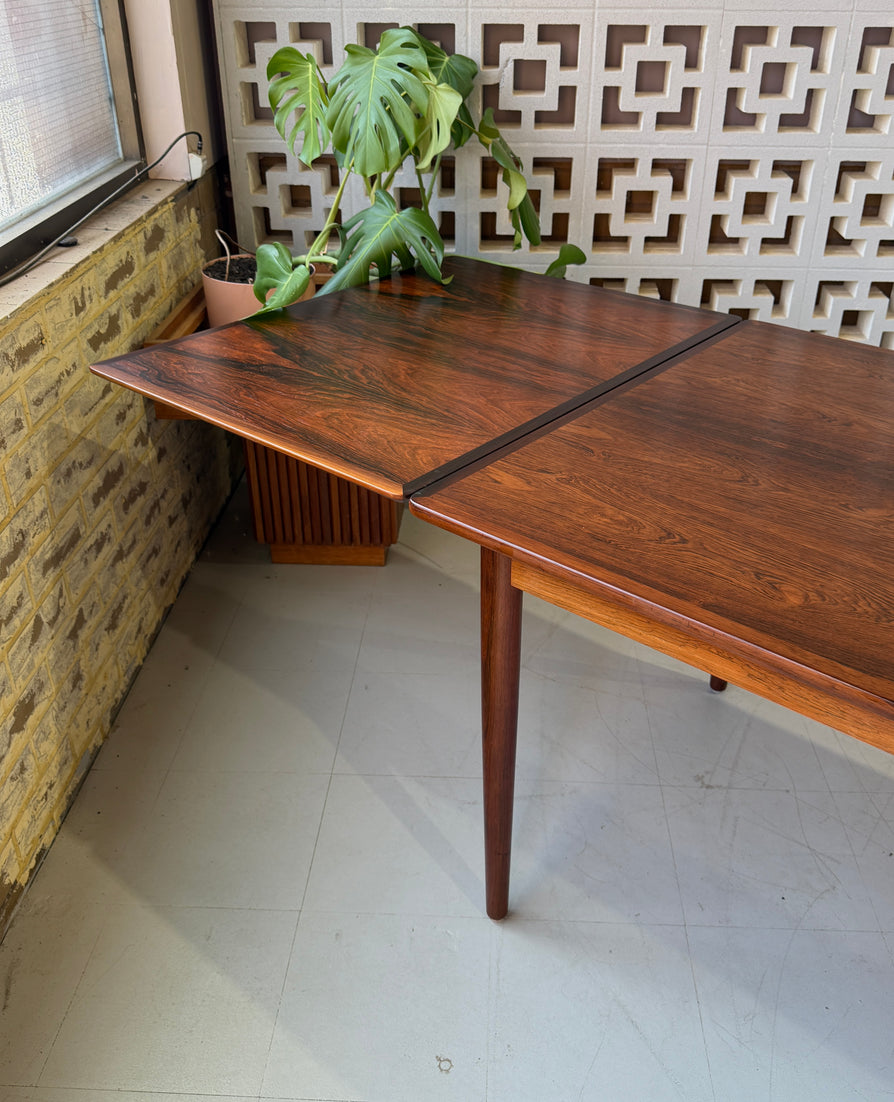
480,547,523,920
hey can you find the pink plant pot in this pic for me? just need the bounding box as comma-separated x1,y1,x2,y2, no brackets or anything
202,255,315,327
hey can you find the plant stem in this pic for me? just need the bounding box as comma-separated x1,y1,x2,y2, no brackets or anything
381,165,399,193
303,165,353,266
420,153,442,214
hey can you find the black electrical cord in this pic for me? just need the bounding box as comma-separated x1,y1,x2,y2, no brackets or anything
0,130,204,289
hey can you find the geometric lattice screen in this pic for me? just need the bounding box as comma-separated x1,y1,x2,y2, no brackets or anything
212,5,894,347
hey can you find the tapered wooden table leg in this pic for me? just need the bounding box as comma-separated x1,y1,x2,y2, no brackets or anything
481,548,523,920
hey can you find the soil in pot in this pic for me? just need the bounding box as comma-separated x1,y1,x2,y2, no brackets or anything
203,255,257,283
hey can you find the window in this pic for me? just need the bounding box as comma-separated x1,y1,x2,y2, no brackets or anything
0,0,142,277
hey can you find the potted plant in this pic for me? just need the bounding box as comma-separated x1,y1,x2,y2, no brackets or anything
201,231,315,327
252,25,583,313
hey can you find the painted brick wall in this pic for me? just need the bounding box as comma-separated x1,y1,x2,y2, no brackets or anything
0,176,240,932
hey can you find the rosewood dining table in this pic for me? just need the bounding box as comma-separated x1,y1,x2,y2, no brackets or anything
411,320,894,918
92,257,733,500
91,258,893,920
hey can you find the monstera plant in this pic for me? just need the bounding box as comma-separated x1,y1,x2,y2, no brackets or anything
252,25,583,312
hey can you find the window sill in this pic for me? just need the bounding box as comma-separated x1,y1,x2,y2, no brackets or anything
0,179,187,325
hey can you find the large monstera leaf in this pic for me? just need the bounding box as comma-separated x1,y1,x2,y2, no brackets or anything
251,243,313,315
416,80,463,171
267,48,329,165
414,30,478,150
321,191,444,295
326,28,431,177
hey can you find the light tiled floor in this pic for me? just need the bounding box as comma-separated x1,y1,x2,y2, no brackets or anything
3,478,894,1101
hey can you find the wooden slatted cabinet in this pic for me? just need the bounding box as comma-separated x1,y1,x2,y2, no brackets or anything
243,442,400,564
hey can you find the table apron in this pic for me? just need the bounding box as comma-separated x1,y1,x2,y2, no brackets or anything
511,558,894,757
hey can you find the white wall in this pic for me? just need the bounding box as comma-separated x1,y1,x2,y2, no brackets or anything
125,0,222,180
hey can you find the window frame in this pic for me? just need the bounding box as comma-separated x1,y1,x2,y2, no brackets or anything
0,0,145,278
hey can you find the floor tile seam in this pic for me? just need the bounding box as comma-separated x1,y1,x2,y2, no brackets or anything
646,693,719,1099
88,901,305,915
2,1093,266,1102
826,787,892,936
484,899,497,1102
140,770,890,793
258,892,306,1102
148,645,221,787
684,937,719,1102
258,1095,368,1102
864,788,894,830
15,900,306,925
634,658,665,786
812,726,865,795
328,599,375,786
675,890,884,938
291,684,349,925
648,775,689,971
388,540,480,583
295,905,488,921
700,705,809,796
681,919,885,933
28,915,109,1091
161,765,337,777
184,562,248,665
791,716,838,799
215,664,363,676
516,777,683,789
657,782,847,793
325,769,706,787
836,785,894,796
331,773,489,788
345,665,481,680
329,768,484,780
516,674,650,698
291,908,706,929
487,916,691,931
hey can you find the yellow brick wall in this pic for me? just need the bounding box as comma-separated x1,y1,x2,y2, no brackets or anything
0,176,241,932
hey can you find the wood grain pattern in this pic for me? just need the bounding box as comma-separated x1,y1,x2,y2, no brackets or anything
513,561,894,753
152,400,195,421
481,548,523,921
412,321,894,750
92,257,734,500
143,286,399,562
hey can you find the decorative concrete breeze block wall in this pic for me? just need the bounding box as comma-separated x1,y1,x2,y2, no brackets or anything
212,4,893,347
0,178,238,931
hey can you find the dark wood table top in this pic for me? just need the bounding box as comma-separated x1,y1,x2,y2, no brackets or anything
91,257,734,500
411,322,894,744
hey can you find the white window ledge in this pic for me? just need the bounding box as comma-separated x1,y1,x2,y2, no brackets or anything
0,180,186,323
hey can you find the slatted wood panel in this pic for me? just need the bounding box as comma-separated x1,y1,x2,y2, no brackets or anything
243,441,400,564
